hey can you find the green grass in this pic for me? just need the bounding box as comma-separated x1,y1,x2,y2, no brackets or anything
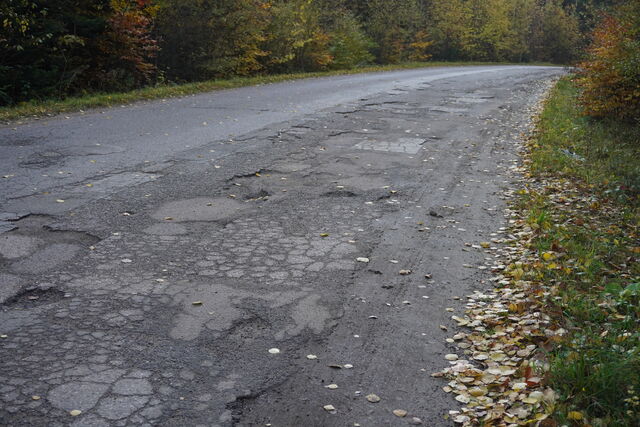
521,77,640,426
531,78,640,203
0,61,554,123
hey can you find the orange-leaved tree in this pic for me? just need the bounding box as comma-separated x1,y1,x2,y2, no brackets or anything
578,3,640,122
96,0,160,90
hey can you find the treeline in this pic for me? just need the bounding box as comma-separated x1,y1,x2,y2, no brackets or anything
0,0,612,105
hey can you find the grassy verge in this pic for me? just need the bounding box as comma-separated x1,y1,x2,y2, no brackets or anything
0,61,553,123
519,77,639,426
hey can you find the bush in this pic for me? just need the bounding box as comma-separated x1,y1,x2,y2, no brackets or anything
578,3,640,122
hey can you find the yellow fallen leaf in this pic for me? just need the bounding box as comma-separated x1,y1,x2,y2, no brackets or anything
567,411,583,420
392,409,408,417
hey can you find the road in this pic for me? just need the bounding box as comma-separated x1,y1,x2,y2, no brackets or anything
0,66,562,426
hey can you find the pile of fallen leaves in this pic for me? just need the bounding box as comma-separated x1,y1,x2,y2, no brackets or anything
433,228,562,425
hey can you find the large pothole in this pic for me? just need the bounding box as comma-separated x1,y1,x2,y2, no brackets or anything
0,215,101,275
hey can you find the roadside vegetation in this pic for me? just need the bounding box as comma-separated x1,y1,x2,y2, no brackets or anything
438,2,639,425
520,76,639,426
513,2,639,424
2,0,598,117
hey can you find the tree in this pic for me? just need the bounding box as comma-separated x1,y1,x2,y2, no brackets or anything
530,0,581,63
157,0,269,81
429,0,473,60
0,0,113,104
261,0,332,72
94,0,159,91
578,2,640,121
328,13,375,69
351,0,423,63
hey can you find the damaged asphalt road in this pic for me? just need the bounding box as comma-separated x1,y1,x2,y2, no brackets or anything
0,66,563,426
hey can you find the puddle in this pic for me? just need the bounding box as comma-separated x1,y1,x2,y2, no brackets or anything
354,137,425,154
152,197,246,222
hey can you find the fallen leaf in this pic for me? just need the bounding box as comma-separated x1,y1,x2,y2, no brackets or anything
567,411,583,420
455,394,470,404
366,394,381,403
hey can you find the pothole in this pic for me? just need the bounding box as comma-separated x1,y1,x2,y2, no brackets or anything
3,286,66,308
227,169,271,182
0,215,102,274
0,136,39,147
244,190,271,201
354,137,425,154
449,95,493,104
18,151,64,169
322,190,358,198
2,214,101,246
426,106,469,114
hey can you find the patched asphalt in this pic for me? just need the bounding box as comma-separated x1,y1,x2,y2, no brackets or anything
0,66,562,426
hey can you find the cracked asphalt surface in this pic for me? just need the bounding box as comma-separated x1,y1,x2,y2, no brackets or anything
0,66,563,426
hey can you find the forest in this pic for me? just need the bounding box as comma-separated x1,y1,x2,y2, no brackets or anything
0,0,634,110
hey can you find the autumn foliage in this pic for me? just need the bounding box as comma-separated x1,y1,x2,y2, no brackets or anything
0,0,608,106
578,4,640,122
